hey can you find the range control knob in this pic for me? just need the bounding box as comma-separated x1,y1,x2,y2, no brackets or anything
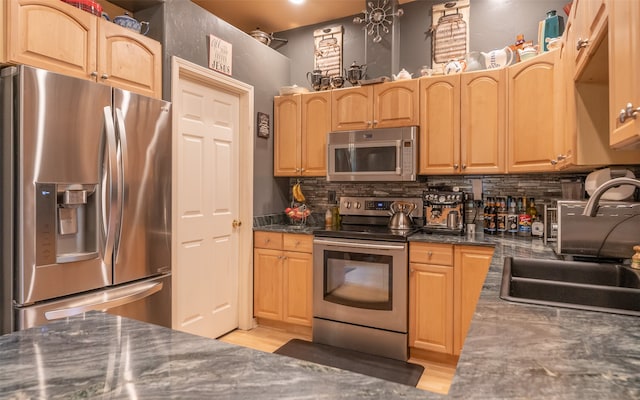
345,201,351,209
355,202,361,209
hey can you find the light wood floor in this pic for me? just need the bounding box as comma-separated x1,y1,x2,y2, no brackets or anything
219,325,458,395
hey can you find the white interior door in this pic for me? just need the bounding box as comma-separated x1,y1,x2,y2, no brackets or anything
172,58,253,339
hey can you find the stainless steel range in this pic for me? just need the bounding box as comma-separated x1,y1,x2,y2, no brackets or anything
312,196,423,361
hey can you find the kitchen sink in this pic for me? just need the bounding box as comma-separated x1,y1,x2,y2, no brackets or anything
500,257,640,316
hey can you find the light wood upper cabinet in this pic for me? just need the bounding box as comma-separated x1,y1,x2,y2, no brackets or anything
507,50,560,173
419,70,505,175
460,69,506,174
301,92,331,176
609,0,640,149
274,92,330,177
418,75,460,174
274,95,301,176
2,0,162,98
6,0,97,79
253,232,313,327
332,80,418,131
572,0,607,80
373,79,419,128
332,85,372,131
97,19,162,99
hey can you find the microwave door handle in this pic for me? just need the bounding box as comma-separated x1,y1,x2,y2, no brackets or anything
396,140,402,175
102,106,118,268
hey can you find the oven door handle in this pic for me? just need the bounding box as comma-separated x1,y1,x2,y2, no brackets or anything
314,238,406,251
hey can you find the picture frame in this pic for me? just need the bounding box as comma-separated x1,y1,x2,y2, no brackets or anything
257,112,270,139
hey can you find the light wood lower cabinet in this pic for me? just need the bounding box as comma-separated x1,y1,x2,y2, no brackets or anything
2,0,162,98
453,245,494,355
409,242,493,356
253,232,313,327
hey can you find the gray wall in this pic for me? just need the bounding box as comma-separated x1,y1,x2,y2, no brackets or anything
138,0,292,216
276,0,567,87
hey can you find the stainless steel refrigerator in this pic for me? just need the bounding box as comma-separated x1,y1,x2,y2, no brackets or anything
0,65,172,334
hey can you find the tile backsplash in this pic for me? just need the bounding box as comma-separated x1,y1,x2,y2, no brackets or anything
285,169,640,219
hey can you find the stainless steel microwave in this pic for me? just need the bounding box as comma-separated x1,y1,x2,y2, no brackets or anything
326,126,418,182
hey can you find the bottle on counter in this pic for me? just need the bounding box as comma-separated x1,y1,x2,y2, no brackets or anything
465,193,475,226
485,197,497,235
507,196,518,235
496,197,507,235
529,198,544,237
325,209,333,229
517,196,532,236
483,197,491,234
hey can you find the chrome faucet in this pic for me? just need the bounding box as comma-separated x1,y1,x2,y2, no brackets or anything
582,177,640,217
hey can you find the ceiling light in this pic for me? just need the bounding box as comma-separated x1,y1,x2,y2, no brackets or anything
289,0,305,4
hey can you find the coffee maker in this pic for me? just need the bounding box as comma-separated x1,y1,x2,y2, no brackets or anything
423,189,465,235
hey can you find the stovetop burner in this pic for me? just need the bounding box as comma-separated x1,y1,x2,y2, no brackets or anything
314,196,424,242
314,224,420,242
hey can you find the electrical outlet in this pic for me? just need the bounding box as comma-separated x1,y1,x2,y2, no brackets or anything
328,190,336,203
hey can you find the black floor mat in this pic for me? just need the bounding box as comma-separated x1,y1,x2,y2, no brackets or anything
273,339,424,387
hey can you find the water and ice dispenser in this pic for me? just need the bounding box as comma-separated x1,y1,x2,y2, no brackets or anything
35,183,98,265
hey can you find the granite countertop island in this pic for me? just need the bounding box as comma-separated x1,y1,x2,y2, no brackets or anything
2,227,639,399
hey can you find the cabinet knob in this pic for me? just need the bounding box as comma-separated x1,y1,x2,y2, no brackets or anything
461,164,467,170
550,159,558,165
372,120,378,125
427,251,433,257
232,219,242,228
90,71,98,78
576,38,589,51
619,103,640,124
453,164,459,170
300,168,305,172
101,74,109,80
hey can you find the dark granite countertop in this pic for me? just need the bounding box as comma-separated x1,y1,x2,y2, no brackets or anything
2,226,638,398
0,311,433,399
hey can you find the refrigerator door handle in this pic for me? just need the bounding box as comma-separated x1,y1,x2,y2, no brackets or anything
43,281,163,321
103,106,118,267
113,108,128,262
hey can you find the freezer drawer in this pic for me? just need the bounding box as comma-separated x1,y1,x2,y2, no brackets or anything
16,274,171,331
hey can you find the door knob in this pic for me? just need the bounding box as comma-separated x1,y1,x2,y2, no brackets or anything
232,220,242,228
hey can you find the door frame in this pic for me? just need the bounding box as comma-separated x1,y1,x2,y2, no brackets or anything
171,56,255,331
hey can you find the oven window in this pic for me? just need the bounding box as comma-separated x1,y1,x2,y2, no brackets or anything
334,146,397,173
323,251,393,310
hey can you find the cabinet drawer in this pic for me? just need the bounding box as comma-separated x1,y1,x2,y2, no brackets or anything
254,231,283,250
410,242,454,265
283,233,313,253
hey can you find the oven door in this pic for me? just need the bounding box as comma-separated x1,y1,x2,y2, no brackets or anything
313,237,408,333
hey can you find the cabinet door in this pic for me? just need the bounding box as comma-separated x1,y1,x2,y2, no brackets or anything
453,246,493,355
253,248,283,321
274,95,301,176
8,0,97,80
418,75,460,174
331,86,373,131
507,50,559,172
283,251,313,326
460,69,506,174
97,19,162,98
409,262,454,354
373,80,419,128
301,91,330,176
609,0,640,149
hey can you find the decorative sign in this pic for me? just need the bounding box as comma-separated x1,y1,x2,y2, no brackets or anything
313,26,343,78
431,0,470,68
209,34,232,75
257,112,270,139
